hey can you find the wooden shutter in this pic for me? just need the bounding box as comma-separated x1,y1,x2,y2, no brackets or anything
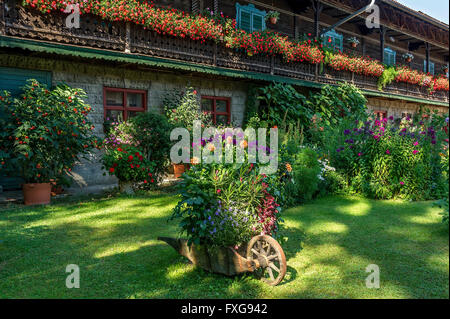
252,14,264,32
0,67,52,191
424,61,435,75
384,48,396,66
240,11,252,33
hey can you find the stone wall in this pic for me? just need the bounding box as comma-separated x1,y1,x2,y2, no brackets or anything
366,97,448,119
0,53,249,193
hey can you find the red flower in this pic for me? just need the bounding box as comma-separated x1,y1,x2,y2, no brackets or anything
109,167,115,173
128,155,134,161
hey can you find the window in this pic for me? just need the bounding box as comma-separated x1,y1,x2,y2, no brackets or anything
103,87,146,122
374,110,387,121
322,29,343,52
201,96,231,125
423,60,435,75
236,3,266,33
384,47,396,66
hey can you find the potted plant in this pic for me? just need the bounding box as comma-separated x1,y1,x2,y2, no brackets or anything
164,87,212,178
266,11,280,25
402,52,414,63
347,37,360,48
0,80,98,205
442,65,449,74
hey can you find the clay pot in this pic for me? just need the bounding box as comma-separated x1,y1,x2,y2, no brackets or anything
443,68,448,74
23,183,51,206
406,58,412,63
173,163,186,179
351,42,357,48
269,17,278,24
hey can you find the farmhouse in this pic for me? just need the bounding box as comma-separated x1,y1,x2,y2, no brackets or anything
0,0,448,193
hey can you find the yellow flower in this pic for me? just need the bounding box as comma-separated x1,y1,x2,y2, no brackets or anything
286,163,292,173
240,140,248,149
206,143,215,152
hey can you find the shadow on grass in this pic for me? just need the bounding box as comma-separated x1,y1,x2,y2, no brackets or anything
281,195,449,298
0,193,448,298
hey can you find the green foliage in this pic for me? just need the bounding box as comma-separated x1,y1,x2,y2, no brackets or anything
171,163,267,247
324,112,449,200
257,82,311,128
127,112,172,181
434,197,449,227
377,67,398,91
284,147,321,205
307,83,367,127
163,87,211,131
102,144,156,185
0,80,97,183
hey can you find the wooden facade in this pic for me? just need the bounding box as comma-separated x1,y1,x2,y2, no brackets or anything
0,0,449,104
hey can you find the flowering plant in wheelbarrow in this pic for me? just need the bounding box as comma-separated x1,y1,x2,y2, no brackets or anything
162,131,289,285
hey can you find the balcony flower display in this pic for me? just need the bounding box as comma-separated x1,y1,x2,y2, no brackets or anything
327,53,385,77
433,76,450,92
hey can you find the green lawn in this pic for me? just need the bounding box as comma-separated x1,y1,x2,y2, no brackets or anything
0,193,448,299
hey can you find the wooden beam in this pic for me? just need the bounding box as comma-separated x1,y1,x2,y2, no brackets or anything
380,26,386,63
426,42,430,73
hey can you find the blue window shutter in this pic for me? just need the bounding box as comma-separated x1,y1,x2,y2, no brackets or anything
240,11,252,33
322,29,343,52
236,3,266,33
384,48,396,66
252,14,264,32
424,61,435,75
0,67,52,96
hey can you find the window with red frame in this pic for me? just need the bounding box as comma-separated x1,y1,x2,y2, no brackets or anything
374,110,387,120
201,96,231,125
104,87,147,122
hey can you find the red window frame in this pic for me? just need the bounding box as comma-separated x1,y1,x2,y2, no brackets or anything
103,87,147,121
201,96,231,125
374,110,387,120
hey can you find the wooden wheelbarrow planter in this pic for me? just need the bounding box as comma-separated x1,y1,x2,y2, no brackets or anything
158,235,287,286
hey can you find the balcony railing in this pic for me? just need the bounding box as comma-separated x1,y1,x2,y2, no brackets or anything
2,2,449,104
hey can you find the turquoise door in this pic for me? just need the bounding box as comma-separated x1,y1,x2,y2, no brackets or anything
0,67,52,190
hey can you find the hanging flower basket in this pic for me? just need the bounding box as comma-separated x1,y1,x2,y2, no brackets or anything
402,52,414,63
266,11,280,25
347,37,360,48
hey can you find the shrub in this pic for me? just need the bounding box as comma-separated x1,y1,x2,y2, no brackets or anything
257,83,311,128
307,83,367,128
284,147,321,204
164,87,211,131
0,80,98,184
326,112,449,200
102,144,156,185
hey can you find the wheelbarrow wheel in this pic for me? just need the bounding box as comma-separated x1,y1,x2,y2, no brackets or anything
246,235,287,286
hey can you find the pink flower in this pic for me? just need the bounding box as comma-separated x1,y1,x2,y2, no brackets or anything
358,153,362,157
400,182,405,186
413,150,419,155
414,141,419,146
386,150,390,155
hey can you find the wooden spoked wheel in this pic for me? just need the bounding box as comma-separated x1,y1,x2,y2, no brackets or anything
246,235,287,286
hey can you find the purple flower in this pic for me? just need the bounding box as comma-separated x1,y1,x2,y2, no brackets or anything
344,129,351,135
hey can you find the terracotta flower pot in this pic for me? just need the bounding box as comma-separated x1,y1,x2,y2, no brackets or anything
269,17,278,24
443,68,449,74
350,42,357,48
23,183,51,206
173,163,186,179
406,58,412,63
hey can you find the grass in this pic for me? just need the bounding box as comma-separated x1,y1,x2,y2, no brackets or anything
0,192,448,299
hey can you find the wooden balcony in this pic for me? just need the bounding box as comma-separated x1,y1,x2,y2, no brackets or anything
1,2,449,104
